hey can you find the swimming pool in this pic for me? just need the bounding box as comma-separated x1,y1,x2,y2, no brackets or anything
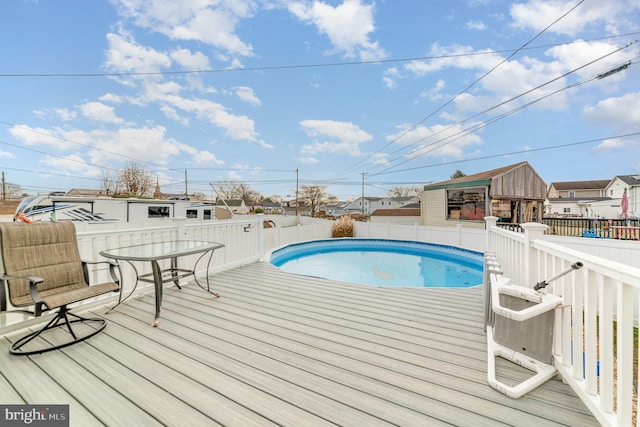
267,238,484,288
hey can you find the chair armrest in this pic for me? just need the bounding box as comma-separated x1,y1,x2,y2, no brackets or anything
81,260,121,288
0,273,46,310
1,272,44,285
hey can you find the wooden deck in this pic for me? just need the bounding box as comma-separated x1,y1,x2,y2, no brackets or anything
0,262,598,426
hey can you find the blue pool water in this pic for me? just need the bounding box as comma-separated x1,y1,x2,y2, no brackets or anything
267,238,483,288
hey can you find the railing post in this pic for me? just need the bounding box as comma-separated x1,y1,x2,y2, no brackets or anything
484,216,498,252
173,216,187,239
520,222,548,287
258,219,264,258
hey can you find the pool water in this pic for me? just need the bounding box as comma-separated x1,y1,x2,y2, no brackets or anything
268,239,483,288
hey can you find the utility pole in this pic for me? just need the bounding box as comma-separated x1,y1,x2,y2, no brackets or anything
361,172,366,215
295,168,299,217
1,172,5,200
184,169,188,197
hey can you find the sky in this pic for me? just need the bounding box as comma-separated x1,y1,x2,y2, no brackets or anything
1,0,639,201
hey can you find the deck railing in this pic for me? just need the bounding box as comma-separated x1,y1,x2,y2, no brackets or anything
2,216,639,425
487,216,640,427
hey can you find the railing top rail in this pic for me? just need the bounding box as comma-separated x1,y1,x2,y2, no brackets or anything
75,218,260,238
532,238,640,287
489,225,526,242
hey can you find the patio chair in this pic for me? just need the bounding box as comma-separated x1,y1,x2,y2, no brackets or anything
0,221,120,355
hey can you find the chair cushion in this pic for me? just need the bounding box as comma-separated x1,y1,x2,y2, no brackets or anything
0,221,101,309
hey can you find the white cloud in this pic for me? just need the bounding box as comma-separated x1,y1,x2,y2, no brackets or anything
192,150,224,166
111,0,256,56
420,79,446,101
104,29,171,74
509,0,638,36
99,93,124,103
591,137,629,153
41,153,102,178
584,92,640,128
234,86,261,106
170,48,211,70
80,102,124,124
465,20,486,30
87,125,181,165
387,122,484,160
300,119,372,156
289,0,386,60
299,156,318,164
54,108,78,121
9,126,74,150
382,67,400,89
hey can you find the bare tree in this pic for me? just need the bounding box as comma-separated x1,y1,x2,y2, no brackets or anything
299,185,329,217
387,185,422,198
101,171,118,196
212,181,262,207
2,182,23,199
117,162,154,197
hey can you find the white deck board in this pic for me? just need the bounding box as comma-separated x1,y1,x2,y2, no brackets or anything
0,262,599,426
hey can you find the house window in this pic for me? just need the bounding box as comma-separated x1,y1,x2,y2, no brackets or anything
203,209,212,220
186,209,198,218
447,187,486,220
563,207,571,213
568,191,575,198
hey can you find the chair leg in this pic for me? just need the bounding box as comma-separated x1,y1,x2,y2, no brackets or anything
10,306,107,356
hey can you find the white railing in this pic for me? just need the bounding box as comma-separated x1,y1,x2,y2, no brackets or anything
487,216,640,427
3,215,639,425
354,221,486,252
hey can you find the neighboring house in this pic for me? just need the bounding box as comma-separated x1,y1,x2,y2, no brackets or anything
370,204,421,224
546,176,640,219
377,196,419,210
321,201,351,217
603,175,640,219
259,202,283,214
215,199,248,219
545,197,615,218
343,197,383,215
421,161,547,228
547,180,610,198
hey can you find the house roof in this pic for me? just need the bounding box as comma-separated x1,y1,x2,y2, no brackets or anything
371,208,421,216
387,196,417,202
426,162,530,188
260,202,281,208
216,199,244,206
424,161,547,200
615,175,640,186
549,180,610,191
547,197,612,203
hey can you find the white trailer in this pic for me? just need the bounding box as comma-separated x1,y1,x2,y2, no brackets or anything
14,195,216,223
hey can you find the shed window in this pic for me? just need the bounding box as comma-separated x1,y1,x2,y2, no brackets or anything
447,187,486,220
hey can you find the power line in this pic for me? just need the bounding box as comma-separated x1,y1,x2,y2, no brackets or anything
369,53,637,177
373,132,640,176
334,0,586,178
1,28,637,79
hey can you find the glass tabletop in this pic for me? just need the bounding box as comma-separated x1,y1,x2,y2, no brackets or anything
100,240,224,261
